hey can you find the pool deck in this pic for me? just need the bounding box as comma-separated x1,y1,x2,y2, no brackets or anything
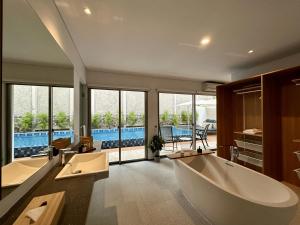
102,135,217,162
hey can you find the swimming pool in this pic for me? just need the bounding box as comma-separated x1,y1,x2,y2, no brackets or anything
13,127,192,158
14,126,192,148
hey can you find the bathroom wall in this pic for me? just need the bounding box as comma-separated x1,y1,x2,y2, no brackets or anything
231,52,300,80
2,62,73,85
87,69,209,158
27,0,87,145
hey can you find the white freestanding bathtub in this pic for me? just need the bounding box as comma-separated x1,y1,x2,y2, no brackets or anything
174,154,298,225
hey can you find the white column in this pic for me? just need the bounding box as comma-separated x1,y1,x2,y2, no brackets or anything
91,90,95,115
192,95,196,150
147,90,158,159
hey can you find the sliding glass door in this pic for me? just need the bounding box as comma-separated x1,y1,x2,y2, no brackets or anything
90,89,146,163
52,87,74,142
90,89,120,163
195,95,217,149
159,92,217,156
159,93,193,155
9,84,74,161
11,85,49,160
121,91,145,161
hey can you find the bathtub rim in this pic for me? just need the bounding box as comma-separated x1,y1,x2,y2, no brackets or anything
176,154,298,208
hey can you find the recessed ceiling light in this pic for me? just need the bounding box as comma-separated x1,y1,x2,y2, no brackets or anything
248,50,254,54
84,7,92,15
200,37,211,46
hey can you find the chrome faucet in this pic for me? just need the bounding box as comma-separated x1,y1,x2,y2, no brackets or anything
32,145,54,160
59,148,77,166
230,146,239,162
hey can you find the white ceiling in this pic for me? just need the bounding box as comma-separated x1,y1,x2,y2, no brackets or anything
55,0,300,81
3,0,72,67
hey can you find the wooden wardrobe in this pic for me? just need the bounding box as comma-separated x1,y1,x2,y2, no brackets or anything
217,66,300,186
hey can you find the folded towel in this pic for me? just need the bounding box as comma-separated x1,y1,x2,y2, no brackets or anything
26,205,47,222
243,129,262,135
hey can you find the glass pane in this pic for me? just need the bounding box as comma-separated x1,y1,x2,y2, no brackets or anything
91,89,119,163
121,91,145,161
159,93,193,156
12,85,49,160
195,95,217,150
52,87,74,142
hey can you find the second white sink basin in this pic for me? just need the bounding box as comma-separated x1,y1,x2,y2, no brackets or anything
55,152,108,180
2,157,48,188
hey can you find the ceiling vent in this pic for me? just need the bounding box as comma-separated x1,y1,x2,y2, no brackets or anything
202,81,224,93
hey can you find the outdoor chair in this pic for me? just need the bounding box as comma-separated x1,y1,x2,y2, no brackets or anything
159,125,177,151
195,124,210,149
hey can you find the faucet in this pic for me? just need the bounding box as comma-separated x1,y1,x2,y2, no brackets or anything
59,148,77,166
230,146,239,162
32,146,54,160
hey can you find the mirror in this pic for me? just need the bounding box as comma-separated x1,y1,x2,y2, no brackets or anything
1,0,74,199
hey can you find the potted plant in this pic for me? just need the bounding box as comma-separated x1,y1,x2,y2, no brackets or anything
150,135,164,162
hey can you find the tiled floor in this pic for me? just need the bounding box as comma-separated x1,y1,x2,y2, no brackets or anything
86,158,300,225
86,159,208,225
283,182,300,225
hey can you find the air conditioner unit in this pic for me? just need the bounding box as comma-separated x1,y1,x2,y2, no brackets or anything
202,81,224,92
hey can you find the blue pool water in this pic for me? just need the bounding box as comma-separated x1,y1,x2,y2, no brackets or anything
14,127,192,148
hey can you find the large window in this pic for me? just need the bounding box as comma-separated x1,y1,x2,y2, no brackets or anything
159,93,193,155
90,89,146,163
159,93,217,155
10,84,74,160
52,87,74,141
195,95,217,149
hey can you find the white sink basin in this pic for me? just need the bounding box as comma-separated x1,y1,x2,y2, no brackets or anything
2,157,48,188
55,152,109,180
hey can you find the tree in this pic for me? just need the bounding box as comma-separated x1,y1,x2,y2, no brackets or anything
91,114,101,129
160,111,169,124
19,112,34,132
104,112,114,128
36,113,48,130
127,111,137,126
181,111,188,124
140,113,145,125
55,112,69,129
171,114,179,127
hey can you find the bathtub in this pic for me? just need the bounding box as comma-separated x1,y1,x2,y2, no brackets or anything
174,154,298,225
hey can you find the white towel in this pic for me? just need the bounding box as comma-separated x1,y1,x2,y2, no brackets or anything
26,205,47,222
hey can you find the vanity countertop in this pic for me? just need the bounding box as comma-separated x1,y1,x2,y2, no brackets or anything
2,154,95,225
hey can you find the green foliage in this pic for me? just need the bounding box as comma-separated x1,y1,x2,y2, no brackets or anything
171,114,179,127
91,114,101,129
104,112,114,128
181,111,188,124
55,112,69,129
19,112,34,132
140,113,145,124
120,114,125,127
127,111,137,126
150,135,164,155
188,112,199,124
160,111,169,124
36,113,48,130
